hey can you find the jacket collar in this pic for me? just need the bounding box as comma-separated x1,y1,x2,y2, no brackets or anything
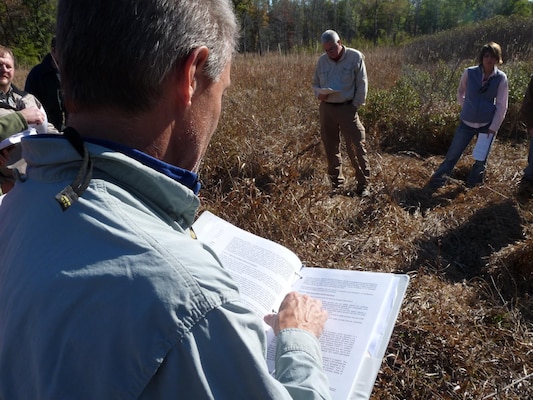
84,137,201,195
22,135,200,226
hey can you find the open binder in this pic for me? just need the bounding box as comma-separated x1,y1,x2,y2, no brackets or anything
193,211,409,400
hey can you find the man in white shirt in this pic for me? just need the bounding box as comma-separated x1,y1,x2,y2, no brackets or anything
312,30,370,196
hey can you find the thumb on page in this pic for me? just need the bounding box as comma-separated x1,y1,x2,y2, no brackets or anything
264,313,280,334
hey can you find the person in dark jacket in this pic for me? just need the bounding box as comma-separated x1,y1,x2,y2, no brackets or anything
520,75,533,184
24,37,66,130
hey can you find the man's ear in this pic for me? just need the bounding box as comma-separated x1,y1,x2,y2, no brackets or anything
176,46,209,107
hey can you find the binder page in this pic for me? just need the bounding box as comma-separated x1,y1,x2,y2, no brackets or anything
472,132,494,161
193,211,302,317
291,268,399,400
0,128,37,151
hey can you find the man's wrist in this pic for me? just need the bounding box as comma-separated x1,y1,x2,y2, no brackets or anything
15,111,29,130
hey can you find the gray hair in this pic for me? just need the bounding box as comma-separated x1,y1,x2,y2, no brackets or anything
56,0,240,113
321,30,340,44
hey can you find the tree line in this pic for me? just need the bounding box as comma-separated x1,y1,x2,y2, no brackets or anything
0,0,57,64
236,0,533,53
1,0,532,64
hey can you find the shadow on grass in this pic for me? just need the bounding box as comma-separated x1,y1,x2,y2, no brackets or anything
401,200,524,282
395,183,532,322
393,183,467,215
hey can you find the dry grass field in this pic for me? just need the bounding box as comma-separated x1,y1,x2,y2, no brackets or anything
200,50,533,399
12,38,531,398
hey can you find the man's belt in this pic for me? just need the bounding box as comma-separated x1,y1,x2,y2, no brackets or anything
326,100,353,105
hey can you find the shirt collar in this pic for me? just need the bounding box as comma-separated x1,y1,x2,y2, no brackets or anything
478,64,499,78
0,86,16,107
332,46,345,62
84,137,201,195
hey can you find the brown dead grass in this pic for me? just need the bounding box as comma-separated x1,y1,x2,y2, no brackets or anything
200,51,533,399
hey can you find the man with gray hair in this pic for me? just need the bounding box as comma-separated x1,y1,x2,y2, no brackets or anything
0,1,331,399
313,29,370,196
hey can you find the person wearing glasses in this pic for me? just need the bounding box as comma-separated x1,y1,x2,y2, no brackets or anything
312,29,370,196
0,45,58,194
428,42,508,189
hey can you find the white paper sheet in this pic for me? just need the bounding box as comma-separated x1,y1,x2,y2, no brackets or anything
472,132,494,161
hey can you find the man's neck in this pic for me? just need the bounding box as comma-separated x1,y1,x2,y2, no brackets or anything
68,107,175,162
0,85,11,95
482,65,495,77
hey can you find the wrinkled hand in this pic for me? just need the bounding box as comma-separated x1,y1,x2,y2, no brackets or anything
19,106,45,125
264,291,328,338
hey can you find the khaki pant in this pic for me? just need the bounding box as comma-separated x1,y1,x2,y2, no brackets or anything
319,102,369,189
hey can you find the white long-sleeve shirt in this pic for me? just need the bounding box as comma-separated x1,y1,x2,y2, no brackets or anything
313,46,368,107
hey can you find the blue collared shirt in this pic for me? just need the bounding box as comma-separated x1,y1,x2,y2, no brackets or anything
84,137,201,194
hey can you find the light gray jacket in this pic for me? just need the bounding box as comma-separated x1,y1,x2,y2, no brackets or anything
0,136,331,399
